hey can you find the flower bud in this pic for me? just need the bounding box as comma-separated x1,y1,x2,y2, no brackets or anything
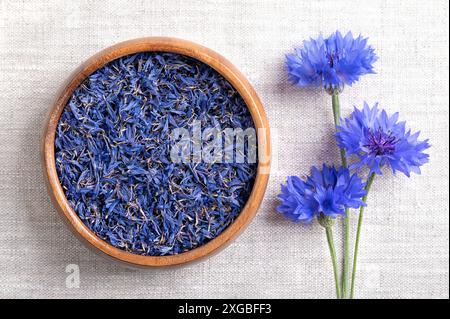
318,213,335,228
325,85,343,96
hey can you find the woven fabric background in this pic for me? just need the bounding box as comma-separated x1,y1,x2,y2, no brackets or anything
0,0,448,299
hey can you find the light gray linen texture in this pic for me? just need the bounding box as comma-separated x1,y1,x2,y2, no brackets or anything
0,0,448,299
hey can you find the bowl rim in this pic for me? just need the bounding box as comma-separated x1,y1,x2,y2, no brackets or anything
42,37,271,267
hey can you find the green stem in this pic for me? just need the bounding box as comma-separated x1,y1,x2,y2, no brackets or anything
325,226,341,299
331,91,349,298
342,210,350,299
331,92,347,167
350,172,376,299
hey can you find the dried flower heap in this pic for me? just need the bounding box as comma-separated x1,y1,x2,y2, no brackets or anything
55,52,257,256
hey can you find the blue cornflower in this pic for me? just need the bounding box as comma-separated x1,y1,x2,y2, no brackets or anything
336,102,430,176
286,31,377,91
277,165,367,223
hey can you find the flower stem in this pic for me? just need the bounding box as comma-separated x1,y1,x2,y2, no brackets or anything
350,172,376,299
331,91,350,298
331,92,347,167
325,226,341,299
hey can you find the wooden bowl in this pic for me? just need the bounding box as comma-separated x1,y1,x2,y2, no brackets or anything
42,37,271,267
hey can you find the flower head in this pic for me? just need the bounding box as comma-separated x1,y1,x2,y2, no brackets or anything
277,164,366,224
286,31,377,91
336,102,430,176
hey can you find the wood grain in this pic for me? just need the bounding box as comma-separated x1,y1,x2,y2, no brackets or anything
42,37,271,267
